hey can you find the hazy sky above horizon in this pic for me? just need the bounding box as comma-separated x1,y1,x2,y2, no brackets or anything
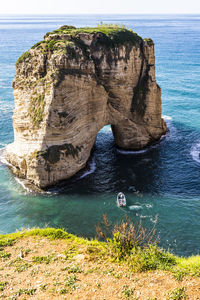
1,0,200,14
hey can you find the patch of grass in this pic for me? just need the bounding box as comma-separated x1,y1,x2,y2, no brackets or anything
15,288,37,296
28,93,45,127
26,228,72,240
65,274,78,291
167,287,187,300
7,257,31,272
143,38,154,45
60,288,68,294
16,51,31,66
175,255,200,276
122,285,134,298
31,39,74,54
31,40,46,49
40,284,48,291
15,261,31,273
64,244,81,261
85,268,96,274
66,264,83,273
53,281,61,286
127,244,177,272
48,40,74,52
0,238,14,250
0,251,11,259
32,255,55,264
172,269,187,281
0,281,8,291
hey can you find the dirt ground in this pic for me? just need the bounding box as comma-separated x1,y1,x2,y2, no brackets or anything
0,236,200,299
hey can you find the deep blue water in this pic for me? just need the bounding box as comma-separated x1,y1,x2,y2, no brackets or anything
0,14,200,256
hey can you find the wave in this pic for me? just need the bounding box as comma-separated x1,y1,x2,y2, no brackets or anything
79,158,96,179
0,148,12,167
162,115,172,121
117,139,165,155
191,143,200,163
117,148,149,155
14,176,53,195
14,177,32,193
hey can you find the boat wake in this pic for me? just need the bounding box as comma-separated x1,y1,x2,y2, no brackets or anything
128,205,143,211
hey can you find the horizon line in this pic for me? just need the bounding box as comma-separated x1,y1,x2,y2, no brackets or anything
0,13,200,15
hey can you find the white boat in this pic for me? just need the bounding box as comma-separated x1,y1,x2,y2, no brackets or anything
117,192,126,207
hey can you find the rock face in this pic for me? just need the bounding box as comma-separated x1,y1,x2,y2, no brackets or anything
5,25,166,188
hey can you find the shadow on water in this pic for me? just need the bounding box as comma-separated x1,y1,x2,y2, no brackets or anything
47,119,200,198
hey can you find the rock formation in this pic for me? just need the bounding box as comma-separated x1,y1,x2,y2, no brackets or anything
5,25,166,188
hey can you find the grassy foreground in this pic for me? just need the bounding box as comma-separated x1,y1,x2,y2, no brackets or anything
0,228,200,299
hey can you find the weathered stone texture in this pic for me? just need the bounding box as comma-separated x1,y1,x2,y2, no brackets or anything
5,27,166,188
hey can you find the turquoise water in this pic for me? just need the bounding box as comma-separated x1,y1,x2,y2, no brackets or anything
0,15,200,256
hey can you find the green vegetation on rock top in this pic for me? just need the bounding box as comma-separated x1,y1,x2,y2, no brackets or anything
16,24,145,66
44,24,142,45
16,51,31,66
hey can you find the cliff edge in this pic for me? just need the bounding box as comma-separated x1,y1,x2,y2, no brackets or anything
5,25,166,188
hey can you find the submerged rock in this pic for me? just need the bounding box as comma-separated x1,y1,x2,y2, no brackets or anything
5,25,166,188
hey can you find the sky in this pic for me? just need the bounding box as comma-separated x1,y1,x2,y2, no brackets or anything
0,0,200,14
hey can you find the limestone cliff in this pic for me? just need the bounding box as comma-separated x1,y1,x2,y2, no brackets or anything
5,25,166,188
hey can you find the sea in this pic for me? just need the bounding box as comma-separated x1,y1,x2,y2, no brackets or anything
0,14,200,257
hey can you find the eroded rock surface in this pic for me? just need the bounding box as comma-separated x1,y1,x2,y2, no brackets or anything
5,25,166,188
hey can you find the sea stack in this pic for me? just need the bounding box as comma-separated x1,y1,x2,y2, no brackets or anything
5,25,166,188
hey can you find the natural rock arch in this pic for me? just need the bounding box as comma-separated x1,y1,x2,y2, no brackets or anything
5,25,166,188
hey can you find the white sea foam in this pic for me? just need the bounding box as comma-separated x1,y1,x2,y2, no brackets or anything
145,204,153,209
0,148,12,167
140,215,148,219
162,115,172,121
79,158,96,179
150,214,158,224
191,143,200,163
117,133,167,155
117,148,148,155
128,205,143,211
14,176,52,194
14,177,32,193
